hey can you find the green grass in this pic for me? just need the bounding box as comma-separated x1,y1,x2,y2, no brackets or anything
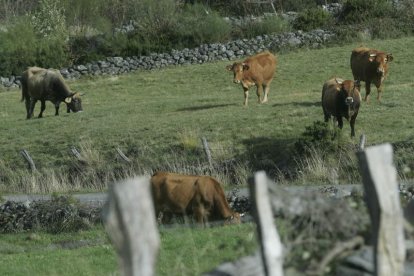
0,223,257,276
1,36,414,192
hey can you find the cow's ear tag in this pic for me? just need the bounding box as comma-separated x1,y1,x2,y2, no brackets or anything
64,97,72,104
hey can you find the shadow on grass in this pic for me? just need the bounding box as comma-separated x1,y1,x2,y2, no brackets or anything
272,101,320,107
238,136,298,179
176,103,237,112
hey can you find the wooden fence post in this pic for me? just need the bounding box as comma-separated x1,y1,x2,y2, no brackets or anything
20,149,36,172
70,146,82,160
201,137,213,168
249,171,284,276
116,147,132,163
357,143,405,276
102,177,160,276
359,134,366,151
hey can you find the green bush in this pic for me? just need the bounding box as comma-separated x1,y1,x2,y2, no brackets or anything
0,15,71,76
176,4,231,46
293,7,333,31
340,0,393,24
0,17,37,76
235,15,291,38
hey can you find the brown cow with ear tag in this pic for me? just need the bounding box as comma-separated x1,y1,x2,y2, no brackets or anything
350,47,393,103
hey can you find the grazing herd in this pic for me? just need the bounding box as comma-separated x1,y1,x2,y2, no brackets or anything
19,45,393,226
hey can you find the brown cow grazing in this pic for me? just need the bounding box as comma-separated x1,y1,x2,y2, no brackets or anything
21,66,83,119
350,47,393,103
322,78,361,137
150,171,241,226
226,51,277,106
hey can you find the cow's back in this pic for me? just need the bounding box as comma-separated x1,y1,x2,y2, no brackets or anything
150,172,197,214
351,48,371,81
244,51,277,82
322,78,343,115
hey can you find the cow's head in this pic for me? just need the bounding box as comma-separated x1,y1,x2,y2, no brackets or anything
336,79,361,107
224,212,241,225
226,62,249,84
65,92,83,113
369,52,393,76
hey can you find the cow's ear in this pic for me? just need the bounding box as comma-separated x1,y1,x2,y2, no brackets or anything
242,63,250,71
226,64,233,71
387,53,393,62
64,97,72,104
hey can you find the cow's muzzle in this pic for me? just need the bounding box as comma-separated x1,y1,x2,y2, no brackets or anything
345,97,354,105
377,67,385,75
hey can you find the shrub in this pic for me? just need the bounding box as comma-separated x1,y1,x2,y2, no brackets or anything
30,0,68,39
0,17,37,76
339,0,393,24
292,7,333,31
236,15,291,38
295,121,335,155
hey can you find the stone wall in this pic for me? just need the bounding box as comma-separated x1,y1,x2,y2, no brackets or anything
0,28,336,89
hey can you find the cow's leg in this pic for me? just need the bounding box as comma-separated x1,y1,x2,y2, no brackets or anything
262,80,272,103
375,82,383,103
350,113,358,137
323,108,330,123
364,81,372,103
28,98,37,119
38,100,46,118
337,116,344,129
25,98,31,119
256,83,263,103
243,87,249,106
54,102,60,116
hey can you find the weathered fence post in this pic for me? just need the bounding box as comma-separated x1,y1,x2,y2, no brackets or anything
359,134,366,151
116,147,132,163
70,146,82,160
201,137,213,168
102,177,160,276
357,143,405,276
20,149,36,171
249,171,284,276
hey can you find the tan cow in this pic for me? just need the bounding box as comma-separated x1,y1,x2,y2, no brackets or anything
150,171,241,226
226,51,277,106
350,47,393,103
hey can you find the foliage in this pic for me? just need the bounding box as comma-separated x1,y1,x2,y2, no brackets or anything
293,7,334,31
340,0,393,24
235,15,291,38
30,0,68,39
294,121,336,155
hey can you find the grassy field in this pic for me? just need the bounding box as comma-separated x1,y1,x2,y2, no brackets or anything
1,36,414,192
0,223,258,275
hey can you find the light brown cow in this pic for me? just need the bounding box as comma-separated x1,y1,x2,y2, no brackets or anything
350,47,393,103
226,51,277,106
150,171,241,226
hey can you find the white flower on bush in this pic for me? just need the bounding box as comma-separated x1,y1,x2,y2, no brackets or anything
30,0,67,39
